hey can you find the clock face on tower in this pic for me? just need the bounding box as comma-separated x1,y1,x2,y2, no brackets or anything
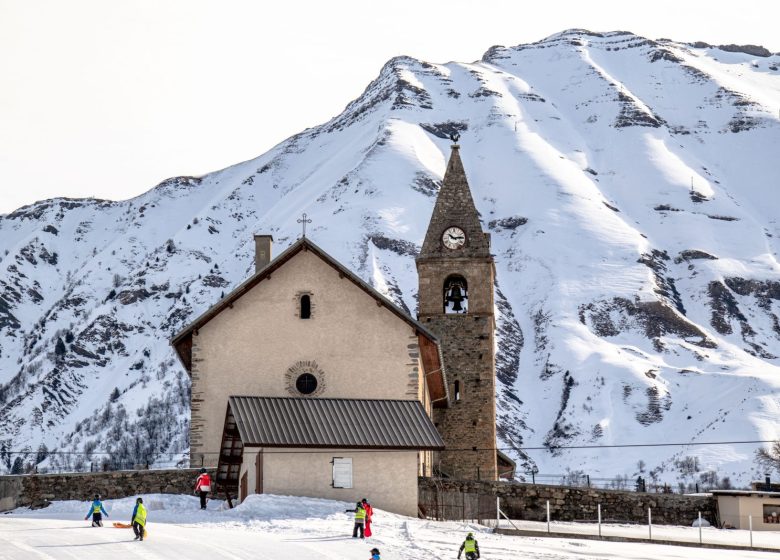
442,226,466,250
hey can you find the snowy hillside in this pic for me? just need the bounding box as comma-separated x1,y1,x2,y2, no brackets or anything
1,29,779,485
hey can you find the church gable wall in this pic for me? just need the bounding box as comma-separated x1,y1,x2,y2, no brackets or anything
190,250,423,463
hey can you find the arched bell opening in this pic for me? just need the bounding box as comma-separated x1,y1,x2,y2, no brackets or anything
443,275,468,314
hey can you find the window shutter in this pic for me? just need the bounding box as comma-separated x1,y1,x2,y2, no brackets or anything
332,457,353,488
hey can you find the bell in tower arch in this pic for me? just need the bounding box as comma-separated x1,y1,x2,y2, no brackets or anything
443,275,468,314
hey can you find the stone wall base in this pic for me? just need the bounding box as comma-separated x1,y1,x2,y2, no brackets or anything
0,468,216,511
419,477,718,526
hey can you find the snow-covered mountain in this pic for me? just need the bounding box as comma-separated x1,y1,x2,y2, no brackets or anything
2,29,779,485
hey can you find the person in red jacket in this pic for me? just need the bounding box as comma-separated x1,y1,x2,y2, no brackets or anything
194,468,211,510
361,498,374,537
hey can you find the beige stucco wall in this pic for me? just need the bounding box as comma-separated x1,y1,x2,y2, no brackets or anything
242,448,419,517
190,249,428,463
718,495,780,530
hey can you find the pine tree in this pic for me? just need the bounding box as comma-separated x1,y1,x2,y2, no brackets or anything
54,337,66,360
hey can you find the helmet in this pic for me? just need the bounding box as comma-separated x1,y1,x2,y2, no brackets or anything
467,532,474,538
370,549,380,555
94,494,100,500
136,497,143,504
199,467,206,473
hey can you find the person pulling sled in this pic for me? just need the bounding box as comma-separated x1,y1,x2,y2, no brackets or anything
85,494,108,527
457,532,480,560
131,497,147,541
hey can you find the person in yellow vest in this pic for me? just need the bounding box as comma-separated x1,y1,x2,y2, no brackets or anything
131,497,147,541
457,532,480,560
345,501,366,538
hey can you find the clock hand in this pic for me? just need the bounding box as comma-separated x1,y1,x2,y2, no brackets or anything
448,234,464,240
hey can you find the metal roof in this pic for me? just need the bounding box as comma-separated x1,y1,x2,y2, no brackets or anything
228,396,445,450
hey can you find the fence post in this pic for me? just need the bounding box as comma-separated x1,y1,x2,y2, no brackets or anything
586,474,590,488
496,497,500,528
546,500,551,534
749,515,753,548
648,507,652,540
598,503,602,539
698,511,702,544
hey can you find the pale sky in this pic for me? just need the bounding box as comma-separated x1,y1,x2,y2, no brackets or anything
1,0,778,214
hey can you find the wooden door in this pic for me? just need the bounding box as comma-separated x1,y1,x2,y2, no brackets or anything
240,472,248,503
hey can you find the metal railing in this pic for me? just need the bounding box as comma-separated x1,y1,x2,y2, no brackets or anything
519,471,722,494
1,452,192,475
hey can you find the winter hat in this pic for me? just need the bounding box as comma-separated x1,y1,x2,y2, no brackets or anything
136,497,143,504
94,494,100,500
200,467,206,473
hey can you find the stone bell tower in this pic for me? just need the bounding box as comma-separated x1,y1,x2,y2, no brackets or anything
416,141,498,480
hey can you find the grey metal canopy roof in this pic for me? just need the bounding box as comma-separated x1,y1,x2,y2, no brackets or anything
228,396,445,450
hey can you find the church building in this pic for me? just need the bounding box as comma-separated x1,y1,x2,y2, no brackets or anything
171,141,511,516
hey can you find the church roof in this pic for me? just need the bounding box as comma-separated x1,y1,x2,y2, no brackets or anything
227,396,445,450
419,144,491,261
170,236,449,406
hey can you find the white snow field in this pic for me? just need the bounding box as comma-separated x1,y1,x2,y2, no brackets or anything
499,518,780,550
2,494,779,560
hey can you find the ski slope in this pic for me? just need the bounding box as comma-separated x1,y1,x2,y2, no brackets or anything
2,494,779,560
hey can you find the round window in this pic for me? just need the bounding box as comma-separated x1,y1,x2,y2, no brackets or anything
295,373,318,395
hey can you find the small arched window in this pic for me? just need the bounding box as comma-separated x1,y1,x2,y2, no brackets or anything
454,380,461,402
300,294,311,319
443,275,468,314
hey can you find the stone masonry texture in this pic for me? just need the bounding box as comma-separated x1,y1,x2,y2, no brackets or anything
0,468,216,511
417,144,498,480
419,477,718,526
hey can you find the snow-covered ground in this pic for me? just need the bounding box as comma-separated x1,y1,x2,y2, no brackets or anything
500,518,780,550
2,494,779,559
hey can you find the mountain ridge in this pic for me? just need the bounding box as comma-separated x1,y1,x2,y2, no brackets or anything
1,29,779,486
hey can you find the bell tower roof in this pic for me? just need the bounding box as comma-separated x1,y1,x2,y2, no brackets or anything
419,144,490,260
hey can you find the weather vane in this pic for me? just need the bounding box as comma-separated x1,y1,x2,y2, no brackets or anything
449,132,460,144
297,212,312,237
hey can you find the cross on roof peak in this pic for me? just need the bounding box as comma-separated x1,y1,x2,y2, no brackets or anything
297,213,312,237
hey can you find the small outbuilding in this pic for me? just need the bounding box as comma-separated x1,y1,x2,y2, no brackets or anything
220,396,444,516
712,490,780,530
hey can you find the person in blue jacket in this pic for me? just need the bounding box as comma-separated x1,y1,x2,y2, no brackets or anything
84,494,108,527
